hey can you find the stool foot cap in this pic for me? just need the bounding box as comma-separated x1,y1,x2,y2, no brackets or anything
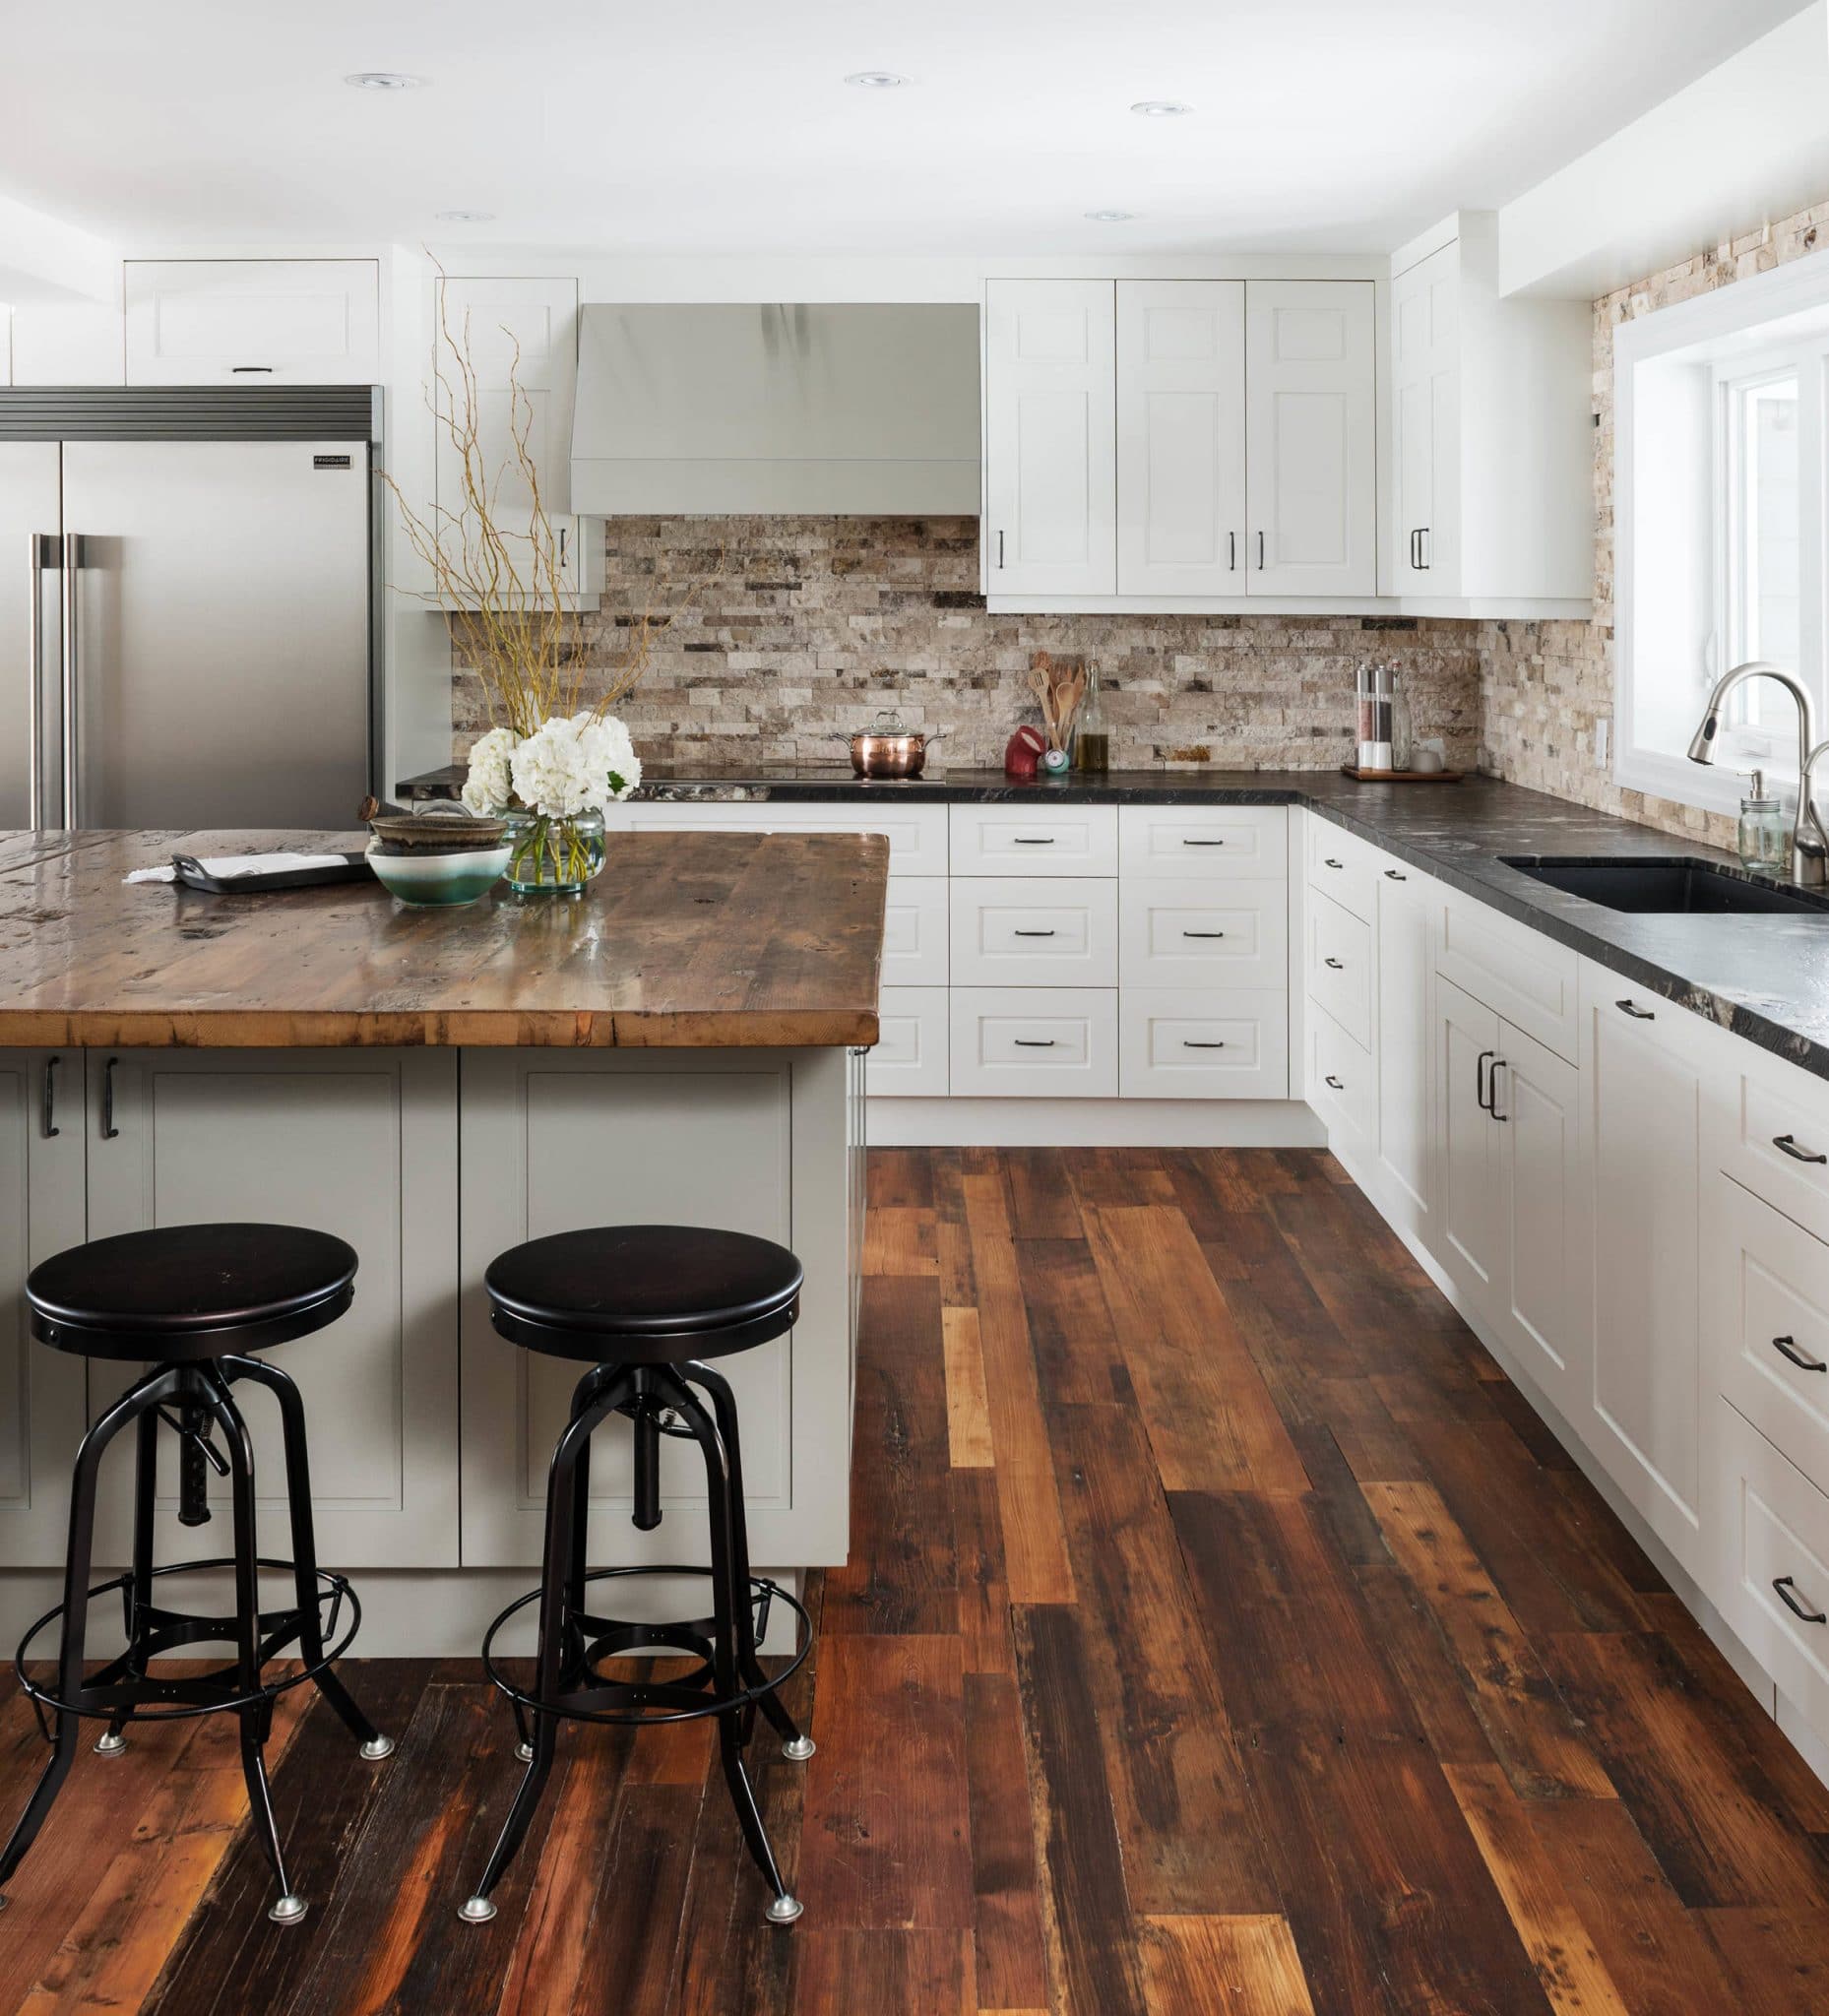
459,1896,499,1925
766,1894,804,1926
515,1740,536,1764
0,1892,10,1914
268,1895,309,1926
94,1731,128,1758
782,1734,816,1762
359,1735,395,1762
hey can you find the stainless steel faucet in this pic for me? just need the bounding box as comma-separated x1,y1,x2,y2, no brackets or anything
1687,661,1829,885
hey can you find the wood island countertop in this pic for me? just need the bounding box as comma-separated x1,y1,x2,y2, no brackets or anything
0,829,888,1048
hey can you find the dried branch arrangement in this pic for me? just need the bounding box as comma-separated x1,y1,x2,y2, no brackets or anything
381,283,674,738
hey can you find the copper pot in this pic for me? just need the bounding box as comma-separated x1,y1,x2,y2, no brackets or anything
840,712,943,779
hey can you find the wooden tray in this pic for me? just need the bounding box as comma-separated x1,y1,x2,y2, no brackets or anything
1339,765,1465,784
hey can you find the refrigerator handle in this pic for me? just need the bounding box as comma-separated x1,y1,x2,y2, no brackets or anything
27,535,45,828
60,532,80,831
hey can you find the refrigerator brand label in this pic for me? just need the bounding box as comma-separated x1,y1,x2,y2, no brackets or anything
313,455,353,469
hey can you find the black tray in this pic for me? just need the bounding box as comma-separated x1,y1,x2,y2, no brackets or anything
170,851,373,895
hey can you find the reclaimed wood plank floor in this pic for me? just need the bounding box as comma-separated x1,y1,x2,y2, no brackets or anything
5,1146,1829,2012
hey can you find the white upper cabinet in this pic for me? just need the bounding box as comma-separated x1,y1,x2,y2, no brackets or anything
983,280,1117,595
1391,242,1460,590
1386,214,1593,608
1115,281,1246,596
433,275,596,603
1244,280,1377,597
125,260,381,386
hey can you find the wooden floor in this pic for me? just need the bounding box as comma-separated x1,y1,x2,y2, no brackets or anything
5,1147,1829,2014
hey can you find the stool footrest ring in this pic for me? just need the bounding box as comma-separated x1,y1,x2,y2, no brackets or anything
15,1555,362,1735
481,1564,810,1730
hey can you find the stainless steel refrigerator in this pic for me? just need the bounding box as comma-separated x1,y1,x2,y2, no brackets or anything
0,387,380,831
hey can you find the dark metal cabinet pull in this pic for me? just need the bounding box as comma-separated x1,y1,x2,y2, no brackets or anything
1324,857,1344,869
230,364,274,374
1384,868,1407,880
1419,527,1430,570
996,530,1005,569
1774,1576,1827,1625
1011,836,1054,846
1615,998,1656,1020
101,1055,120,1139
1489,1059,1509,1123
1183,1040,1227,1049
1477,1048,1494,1113
1181,837,1226,847
1772,1335,1829,1373
1774,1134,1829,1166
1324,1073,1345,1091
1013,928,1056,937
1229,531,1236,571
1323,956,1345,970
1182,930,1226,939
41,1055,59,1139
1257,531,1266,570
1013,1038,1056,1048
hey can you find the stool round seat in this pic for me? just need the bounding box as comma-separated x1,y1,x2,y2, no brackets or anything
485,1225,802,1363
27,1223,357,1361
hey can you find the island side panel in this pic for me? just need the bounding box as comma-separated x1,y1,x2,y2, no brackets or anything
459,1045,854,1572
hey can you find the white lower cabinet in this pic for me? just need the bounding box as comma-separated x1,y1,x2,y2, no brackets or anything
950,877,1117,988
868,986,950,1097
1371,862,1434,1240
1435,976,1506,1312
1119,988,1289,1099
84,1049,461,1567
1494,1021,1586,1417
1307,1004,1374,1151
1580,973,1708,1574
1120,878,1287,989
950,988,1118,1098
0,1050,89,1566
881,877,950,986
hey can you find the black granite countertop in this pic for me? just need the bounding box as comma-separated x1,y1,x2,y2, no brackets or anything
399,762,1829,1082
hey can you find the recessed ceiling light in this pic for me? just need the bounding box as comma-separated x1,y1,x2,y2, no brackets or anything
844,71,907,89
435,211,495,223
1085,210,1137,223
1130,99,1193,117
344,71,426,92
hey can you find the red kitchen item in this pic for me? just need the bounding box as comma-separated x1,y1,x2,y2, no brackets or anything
1004,724,1047,780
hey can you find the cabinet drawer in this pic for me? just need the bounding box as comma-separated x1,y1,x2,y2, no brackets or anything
950,804,1117,877
880,877,949,986
1706,1173,1829,1495
1118,804,1288,879
1305,889,1372,1048
1712,1401,1829,1747
1709,1047,1829,1246
1437,887,1578,1061
951,878,1116,987
1119,878,1288,988
950,988,1118,1098
1304,815,1380,921
1307,1003,1374,1148
1119,988,1290,1099
867,987,949,1097
630,800,949,875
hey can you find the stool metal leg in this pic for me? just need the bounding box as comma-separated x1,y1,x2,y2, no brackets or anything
0,1367,178,1904
222,1354,393,1762
96,1405,162,1759
662,1371,802,1925
203,1367,306,1925
684,1360,814,1764
461,1369,634,1925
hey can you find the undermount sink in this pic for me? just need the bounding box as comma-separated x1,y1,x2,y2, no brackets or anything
1500,855,1829,917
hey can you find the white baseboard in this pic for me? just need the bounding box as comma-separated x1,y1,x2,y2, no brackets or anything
0,1566,805,1661
1327,1129,1823,1790
867,1096,1328,1149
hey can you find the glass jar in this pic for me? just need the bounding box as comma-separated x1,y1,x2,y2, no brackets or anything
1738,773,1789,876
503,808,607,896
1075,663,1110,774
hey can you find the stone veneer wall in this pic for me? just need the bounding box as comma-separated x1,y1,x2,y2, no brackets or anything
453,515,1484,773
1477,195,1829,850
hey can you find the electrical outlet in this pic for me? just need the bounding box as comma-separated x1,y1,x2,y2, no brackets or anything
1595,720,1609,767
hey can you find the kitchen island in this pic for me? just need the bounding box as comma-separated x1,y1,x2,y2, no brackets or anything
0,827,884,1652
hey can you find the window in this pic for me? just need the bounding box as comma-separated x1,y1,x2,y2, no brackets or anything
1615,258,1829,815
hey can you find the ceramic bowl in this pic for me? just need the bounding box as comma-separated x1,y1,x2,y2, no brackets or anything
365,841,512,908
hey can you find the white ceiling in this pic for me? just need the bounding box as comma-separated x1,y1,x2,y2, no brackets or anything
0,0,1807,258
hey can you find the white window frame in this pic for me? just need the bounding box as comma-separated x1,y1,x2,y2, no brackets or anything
1615,253,1829,817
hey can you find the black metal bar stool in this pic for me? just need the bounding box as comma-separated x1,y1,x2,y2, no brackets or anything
460,1224,815,1929
0,1223,394,1926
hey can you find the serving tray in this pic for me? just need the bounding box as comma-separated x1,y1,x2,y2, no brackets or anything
1339,765,1465,784
170,851,373,895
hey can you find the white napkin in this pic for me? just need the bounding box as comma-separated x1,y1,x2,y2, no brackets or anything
125,852,351,885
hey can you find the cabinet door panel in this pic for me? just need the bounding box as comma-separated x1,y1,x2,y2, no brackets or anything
1244,281,1377,596
1497,1020,1587,1417
1436,976,1503,1314
0,1050,88,1564
1374,865,1434,1237
1116,281,1245,596
1391,243,1459,590
85,1050,459,1566
125,259,381,385
984,281,1116,595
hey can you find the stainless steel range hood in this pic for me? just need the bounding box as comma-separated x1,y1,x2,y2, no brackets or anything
570,303,980,515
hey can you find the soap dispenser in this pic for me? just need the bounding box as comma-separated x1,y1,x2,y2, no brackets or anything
1739,771,1789,874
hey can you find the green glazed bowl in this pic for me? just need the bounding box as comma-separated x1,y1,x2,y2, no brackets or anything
365,841,512,908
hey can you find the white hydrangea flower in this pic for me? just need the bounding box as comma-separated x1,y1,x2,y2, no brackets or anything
461,725,518,815
506,712,641,816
